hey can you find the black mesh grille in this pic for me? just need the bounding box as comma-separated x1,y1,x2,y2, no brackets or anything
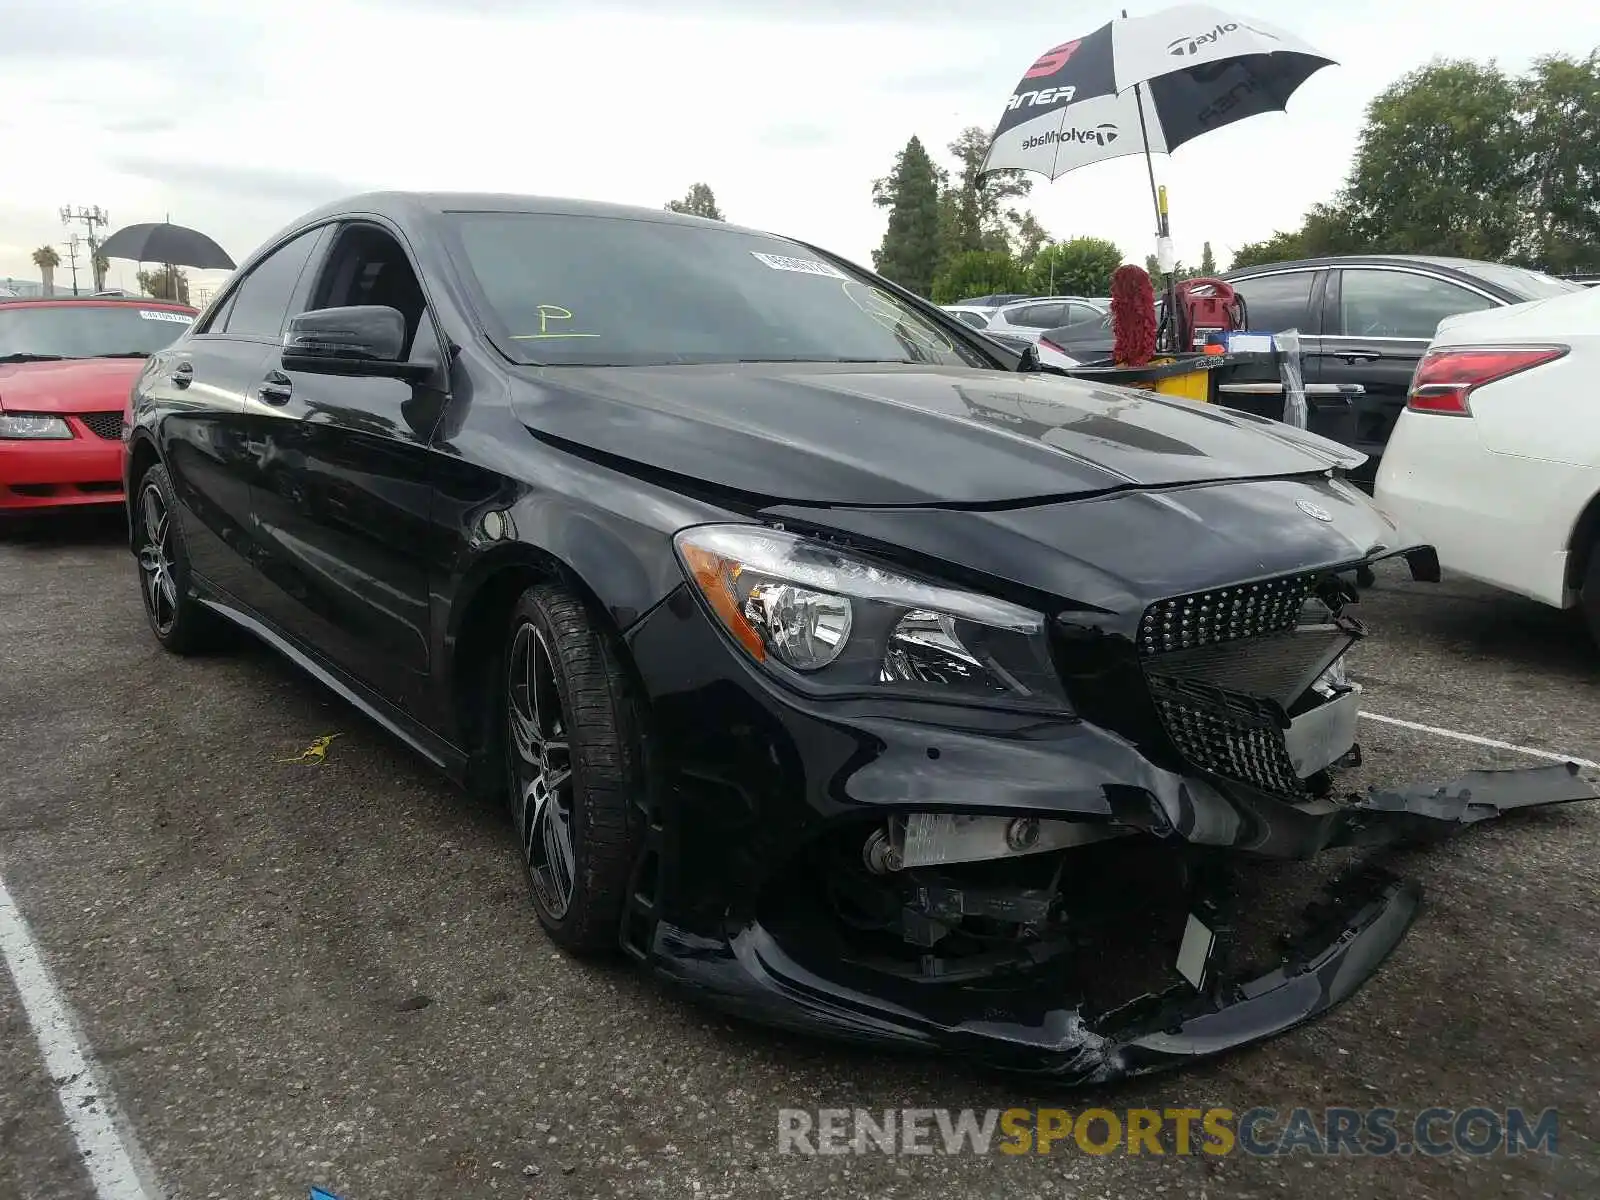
76,412,123,440
1136,571,1359,798
1149,676,1307,797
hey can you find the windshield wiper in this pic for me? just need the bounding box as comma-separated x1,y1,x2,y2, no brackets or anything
93,351,151,359
0,352,67,363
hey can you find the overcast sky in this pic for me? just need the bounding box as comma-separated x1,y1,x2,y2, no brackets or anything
2,0,1594,297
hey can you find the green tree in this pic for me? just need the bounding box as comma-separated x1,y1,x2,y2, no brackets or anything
1515,52,1600,272
137,265,190,304
31,245,60,296
91,251,109,292
1030,237,1122,295
872,136,946,297
931,250,1025,304
1010,212,1053,267
1229,202,1366,268
1342,59,1523,260
1198,241,1217,276
664,183,725,221
944,126,1033,258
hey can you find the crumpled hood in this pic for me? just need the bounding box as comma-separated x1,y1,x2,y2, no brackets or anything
0,358,143,413
508,361,1365,507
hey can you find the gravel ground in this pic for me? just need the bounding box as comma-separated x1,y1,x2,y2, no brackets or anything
1,511,1596,1200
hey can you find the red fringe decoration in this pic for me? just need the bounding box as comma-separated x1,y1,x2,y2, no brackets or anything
1110,264,1157,368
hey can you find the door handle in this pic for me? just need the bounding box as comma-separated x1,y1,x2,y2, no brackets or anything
258,372,293,405
172,361,194,389
1336,350,1381,363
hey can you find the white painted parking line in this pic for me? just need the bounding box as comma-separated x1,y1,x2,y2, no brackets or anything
1360,711,1600,770
0,872,159,1200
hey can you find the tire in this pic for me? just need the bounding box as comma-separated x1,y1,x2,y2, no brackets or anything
503,580,644,954
1582,539,1600,650
131,464,225,654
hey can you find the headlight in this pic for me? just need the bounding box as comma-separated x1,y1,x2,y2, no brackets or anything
0,414,72,439
673,524,1070,710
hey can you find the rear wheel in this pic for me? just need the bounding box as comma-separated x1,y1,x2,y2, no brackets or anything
504,581,644,953
133,464,224,654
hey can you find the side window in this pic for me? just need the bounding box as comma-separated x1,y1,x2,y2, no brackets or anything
1011,302,1066,328
1064,302,1101,325
223,229,323,339
1231,271,1316,332
955,310,988,329
1339,270,1496,340
194,287,238,334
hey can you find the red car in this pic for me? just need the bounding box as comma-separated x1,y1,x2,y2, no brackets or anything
0,296,198,516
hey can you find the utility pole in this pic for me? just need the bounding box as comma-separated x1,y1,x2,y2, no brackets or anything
62,234,82,296
60,205,110,291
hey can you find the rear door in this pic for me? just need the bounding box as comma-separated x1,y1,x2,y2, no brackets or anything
994,301,1069,340
147,227,327,599
1320,266,1500,470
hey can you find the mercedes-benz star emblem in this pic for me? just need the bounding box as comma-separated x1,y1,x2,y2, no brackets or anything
1296,500,1334,522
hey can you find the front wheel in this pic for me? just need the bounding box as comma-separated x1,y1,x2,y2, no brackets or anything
133,464,224,654
504,581,645,954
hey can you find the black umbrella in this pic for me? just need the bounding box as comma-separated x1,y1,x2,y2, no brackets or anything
99,222,235,271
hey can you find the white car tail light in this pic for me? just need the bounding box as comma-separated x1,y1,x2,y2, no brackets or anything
1407,345,1569,416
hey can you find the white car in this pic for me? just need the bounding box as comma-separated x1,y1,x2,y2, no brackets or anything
984,296,1108,347
1374,285,1600,644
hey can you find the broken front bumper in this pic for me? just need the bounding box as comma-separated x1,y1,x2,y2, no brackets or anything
643,761,1594,1082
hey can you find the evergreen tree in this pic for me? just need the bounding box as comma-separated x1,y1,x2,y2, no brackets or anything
871,136,945,297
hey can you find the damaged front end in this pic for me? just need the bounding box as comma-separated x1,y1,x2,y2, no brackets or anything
628,526,1595,1080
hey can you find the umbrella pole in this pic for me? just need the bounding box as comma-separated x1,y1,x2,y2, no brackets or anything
1131,79,1178,354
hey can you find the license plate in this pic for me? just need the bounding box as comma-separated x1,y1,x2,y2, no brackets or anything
1176,912,1216,991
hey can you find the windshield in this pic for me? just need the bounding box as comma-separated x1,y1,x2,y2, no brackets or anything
0,304,195,359
1466,262,1584,299
448,212,992,369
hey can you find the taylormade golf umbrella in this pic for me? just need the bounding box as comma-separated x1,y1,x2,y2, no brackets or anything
981,5,1335,182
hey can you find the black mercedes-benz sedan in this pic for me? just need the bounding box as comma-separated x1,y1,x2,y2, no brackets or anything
124,193,1593,1081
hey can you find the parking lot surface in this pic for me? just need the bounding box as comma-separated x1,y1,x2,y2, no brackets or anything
2,512,1597,1200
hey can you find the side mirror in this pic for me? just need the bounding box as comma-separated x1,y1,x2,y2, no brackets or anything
282,306,430,381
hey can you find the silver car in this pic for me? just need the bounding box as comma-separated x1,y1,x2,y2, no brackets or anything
984,296,1108,346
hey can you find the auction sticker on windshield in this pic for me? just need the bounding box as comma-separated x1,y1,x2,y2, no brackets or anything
750,252,847,279
139,310,193,323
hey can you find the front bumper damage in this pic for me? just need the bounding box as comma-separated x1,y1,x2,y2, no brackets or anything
623,525,1597,1081
644,763,1592,1082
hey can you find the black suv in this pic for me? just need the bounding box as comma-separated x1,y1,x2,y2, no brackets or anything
1040,255,1582,484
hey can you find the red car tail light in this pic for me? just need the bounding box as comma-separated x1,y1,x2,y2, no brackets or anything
1407,345,1569,415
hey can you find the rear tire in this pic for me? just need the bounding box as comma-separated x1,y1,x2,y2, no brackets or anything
503,580,644,954
132,464,225,655
1582,538,1600,649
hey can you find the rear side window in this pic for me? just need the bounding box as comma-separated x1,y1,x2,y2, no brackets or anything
1339,269,1496,340
1007,302,1066,328
1231,270,1316,332
222,229,323,339
953,310,989,329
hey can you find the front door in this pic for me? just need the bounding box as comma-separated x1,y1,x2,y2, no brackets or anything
242,221,449,718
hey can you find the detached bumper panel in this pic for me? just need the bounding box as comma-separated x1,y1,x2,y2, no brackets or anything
651,869,1422,1083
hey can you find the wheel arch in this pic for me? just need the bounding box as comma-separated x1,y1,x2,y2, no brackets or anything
444,539,662,799
1566,487,1600,593
124,432,162,551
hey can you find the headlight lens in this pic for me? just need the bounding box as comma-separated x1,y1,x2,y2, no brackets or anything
673,524,1070,710
0,414,72,439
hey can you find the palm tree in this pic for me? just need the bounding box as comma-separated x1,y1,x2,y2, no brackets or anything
31,245,61,297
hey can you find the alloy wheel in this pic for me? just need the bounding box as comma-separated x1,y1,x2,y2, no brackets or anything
508,621,576,919
136,483,179,636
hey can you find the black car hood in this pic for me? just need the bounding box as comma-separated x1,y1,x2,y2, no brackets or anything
507,361,1363,507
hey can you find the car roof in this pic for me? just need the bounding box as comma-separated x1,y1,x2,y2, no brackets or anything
288,190,770,237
